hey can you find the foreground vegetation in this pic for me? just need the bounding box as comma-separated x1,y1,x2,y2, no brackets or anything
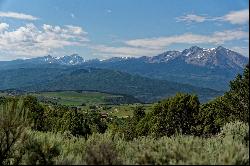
0,65,248,165
23,122,249,165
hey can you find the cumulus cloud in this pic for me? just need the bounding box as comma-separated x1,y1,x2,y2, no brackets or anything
91,29,249,57
0,23,88,57
0,22,9,31
125,30,249,49
176,9,249,25
221,9,249,25
0,11,38,20
65,25,87,35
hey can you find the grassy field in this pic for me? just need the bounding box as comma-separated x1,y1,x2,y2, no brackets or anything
31,91,153,118
106,103,153,118
0,90,152,118
0,92,8,96
30,91,124,106
30,91,151,117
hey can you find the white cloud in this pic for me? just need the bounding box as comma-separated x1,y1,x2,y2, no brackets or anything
90,45,162,58
177,9,249,25
125,30,249,49
0,22,9,31
231,46,249,57
221,9,249,25
0,11,38,20
65,25,88,35
0,23,88,58
91,29,249,58
176,14,207,23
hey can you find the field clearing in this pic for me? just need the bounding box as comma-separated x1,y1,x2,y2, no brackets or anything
0,90,152,118
32,91,153,118
107,103,153,118
0,92,7,96
31,91,123,106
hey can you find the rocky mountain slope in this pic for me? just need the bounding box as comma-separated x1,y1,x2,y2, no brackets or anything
0,46,248,91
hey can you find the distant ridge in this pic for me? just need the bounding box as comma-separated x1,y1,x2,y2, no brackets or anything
0,46,248,91
0,67,222,103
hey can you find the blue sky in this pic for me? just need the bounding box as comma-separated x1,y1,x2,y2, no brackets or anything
0,0,249,60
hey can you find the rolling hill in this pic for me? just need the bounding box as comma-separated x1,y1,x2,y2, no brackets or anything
0,67,222,103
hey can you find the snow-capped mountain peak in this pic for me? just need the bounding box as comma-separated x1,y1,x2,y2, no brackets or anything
21,46,248,69
146,51,181,63
32,54,85,65
59,54,85,65
97,46,247,69
179,46,248,69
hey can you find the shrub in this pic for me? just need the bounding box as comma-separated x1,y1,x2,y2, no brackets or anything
196,64,249,136
85,141,121,165
0,96,6,105
24,122,249,165
26,131,86,165
136,93,200,138
86,111,108,134
22,136,60,165
219,121,249,145
43,105,107,137
224,64,249,123
23,95,45,131
0,99,29,165
196,96,231,136
89,105,97,110
133,106,146,122
117,129,249,165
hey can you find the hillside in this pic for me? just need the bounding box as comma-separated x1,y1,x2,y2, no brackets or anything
83,46,248,90
29,91,141,106
0,67,222,103
1,46,247,91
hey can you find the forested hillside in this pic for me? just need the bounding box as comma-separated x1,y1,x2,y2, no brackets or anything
0,67,222,103
1,46,248,91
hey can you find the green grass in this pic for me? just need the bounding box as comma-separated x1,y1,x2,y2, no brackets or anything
34,91,154,118
107,104,153,118
1,90,151,118
31,91,122,106
0,92,8,96
29,91,152,118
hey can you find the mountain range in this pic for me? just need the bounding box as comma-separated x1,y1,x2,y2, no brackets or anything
85,46,248,90
0,46,248,102
1,46,246,90
99,46,247,69
0,67,222,103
